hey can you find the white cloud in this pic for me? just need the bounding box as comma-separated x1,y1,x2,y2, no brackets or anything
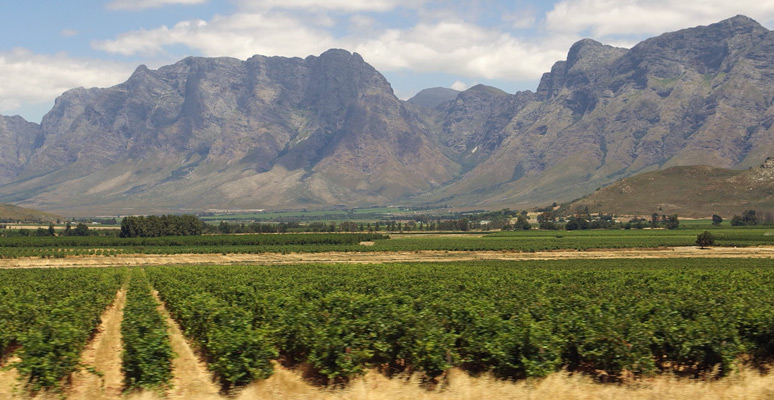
0,49,133,114
546,0,774,38
349,21,567,80
93,13,567,82
107,0,207,10
233,0,419,12
451,80,468,91
92,13,336,59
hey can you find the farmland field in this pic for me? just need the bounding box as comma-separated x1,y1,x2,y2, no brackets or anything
1,225,774,399
0,227,771,260
2,258,774,398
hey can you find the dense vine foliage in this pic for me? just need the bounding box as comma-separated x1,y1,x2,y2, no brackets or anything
0,268,125,390
0,233,389,258
121,268,174,391
148,259,774,386
120,215,204,238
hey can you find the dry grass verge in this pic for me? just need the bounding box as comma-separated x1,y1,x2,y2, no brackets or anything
0,246,772,269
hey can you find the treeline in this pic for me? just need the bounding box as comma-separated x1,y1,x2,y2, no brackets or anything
120,215,204,238
0,222,95,237
730,209,774,226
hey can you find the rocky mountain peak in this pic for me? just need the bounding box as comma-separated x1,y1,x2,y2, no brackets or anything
715,14,766,33
1,17,773,214
536,38,625,99
407,87,460,108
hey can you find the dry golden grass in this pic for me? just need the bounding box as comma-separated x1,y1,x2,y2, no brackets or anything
236,365,774,400
2,246,774,270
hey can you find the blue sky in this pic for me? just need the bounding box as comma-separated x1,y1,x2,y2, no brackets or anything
3,0,774,122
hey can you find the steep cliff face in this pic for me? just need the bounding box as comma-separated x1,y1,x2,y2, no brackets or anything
0,115,42,184
0,16,773,214
0,49,458,213
417,15,774,208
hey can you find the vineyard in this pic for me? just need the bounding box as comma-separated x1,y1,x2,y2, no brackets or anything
0,268,124,391
3,259,774,397
0,227,771,259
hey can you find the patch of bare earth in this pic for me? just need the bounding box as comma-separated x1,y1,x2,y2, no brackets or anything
67,288,127,400
0,246,772,269
0,356,20,398
151,291,220,399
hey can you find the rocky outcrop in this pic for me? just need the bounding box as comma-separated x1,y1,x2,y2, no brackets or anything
0,49,458,213
417,15,774,208
407,87,460,108
1,16,773,214
0,115,42,184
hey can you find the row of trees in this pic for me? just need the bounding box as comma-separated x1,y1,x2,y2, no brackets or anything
120,215,204,238
2,222,91,237
729,210,774,226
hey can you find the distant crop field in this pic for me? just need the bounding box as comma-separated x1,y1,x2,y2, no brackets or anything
0,227,771,259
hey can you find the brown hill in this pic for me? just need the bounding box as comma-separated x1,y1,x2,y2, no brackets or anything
0,203,59,222
563,161,774,218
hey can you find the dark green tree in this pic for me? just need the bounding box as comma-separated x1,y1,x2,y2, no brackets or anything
711,214,723,226
73,223,89,236
665,215,679,230
537,211,557,230
696,231,715,248
742,209,758,225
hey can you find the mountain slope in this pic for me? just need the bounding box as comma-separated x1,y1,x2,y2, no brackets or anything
562,161,774,218
0,50,458,214
0,16,773,215
415,15,774,208
407,87,460,108
0,203,59,222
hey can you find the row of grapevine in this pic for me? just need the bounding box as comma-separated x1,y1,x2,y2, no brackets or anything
0,233,388,248
148,259,774,386
0,268,125,390
121,268,175,391
149,270,277,389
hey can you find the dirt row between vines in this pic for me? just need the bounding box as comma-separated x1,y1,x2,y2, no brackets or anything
1,246,773,269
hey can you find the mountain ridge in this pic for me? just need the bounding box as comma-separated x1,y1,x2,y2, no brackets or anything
1,16,773,215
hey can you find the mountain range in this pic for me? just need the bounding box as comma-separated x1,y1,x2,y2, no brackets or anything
0,15,773,215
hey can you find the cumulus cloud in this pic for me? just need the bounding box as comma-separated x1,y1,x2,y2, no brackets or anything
350,21,566,80
451,80,468,91
107,0,207,10
233,0,420,12
92,13,336,59
0,49,133,113
546,0,774,38
93,13,566,81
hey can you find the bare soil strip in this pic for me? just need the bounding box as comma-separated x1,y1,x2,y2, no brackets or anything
0,356,20,399
0,246,772,269
67,288,127,400
151,291,221,399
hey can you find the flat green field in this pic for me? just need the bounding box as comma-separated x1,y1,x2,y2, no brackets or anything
0,227,771,259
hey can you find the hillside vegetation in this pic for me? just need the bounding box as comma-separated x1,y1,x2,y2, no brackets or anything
564,163,774,217
0,203,59,222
